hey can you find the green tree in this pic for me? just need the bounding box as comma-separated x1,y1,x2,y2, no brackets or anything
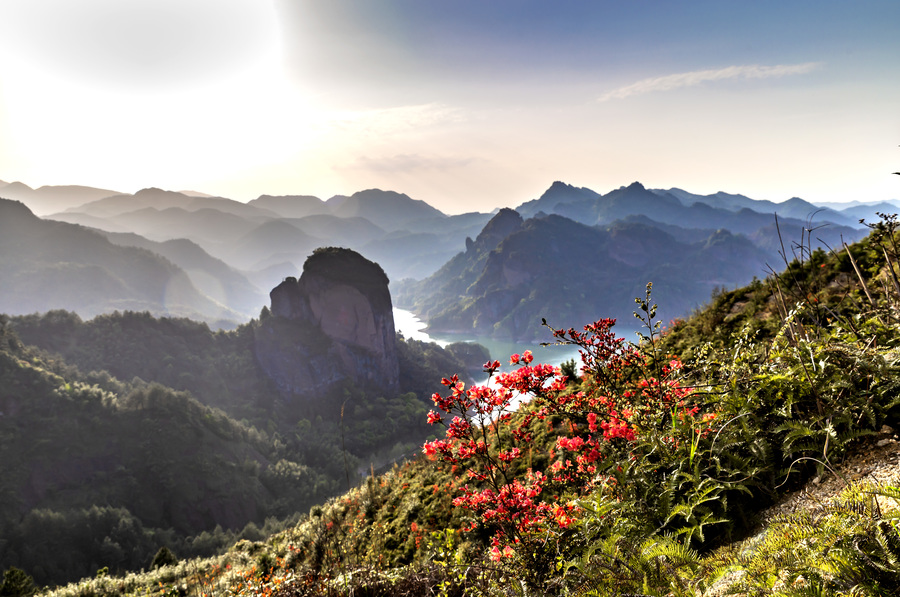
150,546,178,569
0,567,36,597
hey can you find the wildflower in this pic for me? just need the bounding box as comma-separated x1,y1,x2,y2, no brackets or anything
483,359,501,373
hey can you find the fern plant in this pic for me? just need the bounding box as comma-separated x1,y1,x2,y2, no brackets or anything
562,492,700,597
705,483,900,596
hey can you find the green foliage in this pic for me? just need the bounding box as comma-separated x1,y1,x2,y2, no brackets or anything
0,326,325,586
0,305,475,588
705,483,900,595
9,310,269,421
150,547,178,570
0,568,36,597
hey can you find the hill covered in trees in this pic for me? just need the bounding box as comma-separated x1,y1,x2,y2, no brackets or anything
395,206,807,340
0,250,486,588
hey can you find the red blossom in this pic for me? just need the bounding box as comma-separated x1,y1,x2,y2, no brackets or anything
423,315,698,559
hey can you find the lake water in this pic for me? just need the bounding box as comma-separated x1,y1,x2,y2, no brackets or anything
393,307,647,375
394,307,650,418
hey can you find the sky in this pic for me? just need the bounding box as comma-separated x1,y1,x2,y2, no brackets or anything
0,0,897,214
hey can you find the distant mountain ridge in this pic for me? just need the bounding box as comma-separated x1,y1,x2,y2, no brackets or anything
0,182,123,215
656,187,856,226
5,176,897,227
0,199,243,324
44,187,491,282
395,209,781,340
66,187,279,219
515,181,867,231
102,232,267,317
1,177,888,331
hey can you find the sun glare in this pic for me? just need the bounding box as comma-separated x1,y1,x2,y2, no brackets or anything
0,0,326,193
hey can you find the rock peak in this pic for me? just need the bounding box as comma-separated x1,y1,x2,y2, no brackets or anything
540,181,576,199
303,247,389,287
257,249,399,402
471,208,524,254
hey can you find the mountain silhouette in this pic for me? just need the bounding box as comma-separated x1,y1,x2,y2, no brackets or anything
0,199,240,323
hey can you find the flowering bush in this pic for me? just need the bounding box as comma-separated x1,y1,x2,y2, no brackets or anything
422,306,728,589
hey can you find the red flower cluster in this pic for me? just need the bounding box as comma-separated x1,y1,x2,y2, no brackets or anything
422,316,710,558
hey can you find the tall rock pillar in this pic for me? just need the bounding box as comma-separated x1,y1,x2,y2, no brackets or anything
255,248,399,402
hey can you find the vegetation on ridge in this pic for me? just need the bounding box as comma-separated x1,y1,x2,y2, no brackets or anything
0,307,478,587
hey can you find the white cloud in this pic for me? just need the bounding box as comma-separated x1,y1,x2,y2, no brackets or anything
326,103,465,137
599,62,823,101
344,153,477,173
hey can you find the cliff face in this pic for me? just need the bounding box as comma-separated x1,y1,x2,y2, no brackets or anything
255,248,399,402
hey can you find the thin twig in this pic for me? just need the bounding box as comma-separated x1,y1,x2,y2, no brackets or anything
842,241,876,309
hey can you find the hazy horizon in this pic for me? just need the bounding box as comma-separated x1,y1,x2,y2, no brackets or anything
1,1,897,214
4,176,896,218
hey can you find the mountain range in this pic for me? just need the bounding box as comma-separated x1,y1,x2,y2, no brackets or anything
0,199,241,324
1,179,894,330
395,209,783,340
392,181,871,340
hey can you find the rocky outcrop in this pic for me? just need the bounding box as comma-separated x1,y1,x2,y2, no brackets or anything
254,248,399,403
468,208,523,254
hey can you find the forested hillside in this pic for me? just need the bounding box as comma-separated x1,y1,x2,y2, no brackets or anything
0,321,317,585
0,304,480,587
397,209,776,340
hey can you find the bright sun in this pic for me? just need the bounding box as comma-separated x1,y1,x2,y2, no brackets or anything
0,0,322,193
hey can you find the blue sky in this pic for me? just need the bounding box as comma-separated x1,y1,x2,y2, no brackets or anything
0,0,897,213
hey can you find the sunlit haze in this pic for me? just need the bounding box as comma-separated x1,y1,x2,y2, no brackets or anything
0,0,897,213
